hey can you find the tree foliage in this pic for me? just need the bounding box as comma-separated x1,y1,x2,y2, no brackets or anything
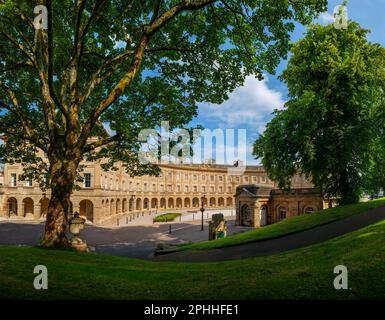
254,22,385,205
0,0,327,247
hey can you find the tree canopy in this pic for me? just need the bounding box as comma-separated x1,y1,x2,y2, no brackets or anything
254,21,385,205
0,0,327,247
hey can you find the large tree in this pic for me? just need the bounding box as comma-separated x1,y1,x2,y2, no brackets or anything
0,0,327,248
254,21,385,205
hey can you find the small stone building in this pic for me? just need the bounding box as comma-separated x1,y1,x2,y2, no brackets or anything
235,185,325,227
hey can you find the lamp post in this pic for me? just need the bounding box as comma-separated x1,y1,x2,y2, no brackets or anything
200,195,206,231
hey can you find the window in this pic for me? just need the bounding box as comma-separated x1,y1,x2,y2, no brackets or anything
185,185,189,192
136,182,140,192
202,185,206,192
25,177,33,187
110,178,113,190
122,180,126,192
129,181,133,191
202,175,206,181
228,186,232,193
84,173,91,188
168,172,172,180
210,175,215,182
167,184,172,192
252,176,257,182
176,173,180,181
185,174,189,180
244,176,249,183
305,207,315,214
219,186,223,193
152,184,157,192
177,185,181,192
116,179,119,191
144,182,148,192
10,173,17,187
210,186,214,193
193,174,197,182
193,185,198,192
219,176,223,182
261,176,267,183
279,207,287,220
236,176,240,182
105,176,108,190
160,184,164,192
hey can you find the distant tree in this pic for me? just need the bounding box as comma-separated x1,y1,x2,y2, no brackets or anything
363,130,385,197
0,0,327,248
254,22,385,205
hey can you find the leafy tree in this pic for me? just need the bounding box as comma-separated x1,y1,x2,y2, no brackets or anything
363,129,385,197
0,0,327,248
254,21,385,205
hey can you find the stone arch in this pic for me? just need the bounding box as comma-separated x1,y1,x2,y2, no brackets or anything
303,206,317,214
105,199,110,215
168,198,174,208
184,198,191,208
160,198,166,209
278,206,287,220
226,197,233,207
240,204,252,226
23,197,34,218
116,198,121,214
39,198,49,218
218,197,224,207
176,198,182,208
80,199,94,222
192,197,200,208
136,198,142,210
110,199,115,215
143,198,149,210
209,197,216,207
129,198,134,211
151,198,158,209
122,198,127,212
260,205,268,227
7,197,18,217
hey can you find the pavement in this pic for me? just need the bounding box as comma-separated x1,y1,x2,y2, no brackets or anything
153,205,385,262
0,218,252,259
2,205,384,262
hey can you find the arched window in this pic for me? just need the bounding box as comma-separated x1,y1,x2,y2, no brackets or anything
305,207,315,214
279,207,287,220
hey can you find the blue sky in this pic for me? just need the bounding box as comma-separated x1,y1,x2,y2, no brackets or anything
189,0,385,165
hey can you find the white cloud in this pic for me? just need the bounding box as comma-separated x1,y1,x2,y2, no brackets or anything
319,11,335,25
199,75,284,133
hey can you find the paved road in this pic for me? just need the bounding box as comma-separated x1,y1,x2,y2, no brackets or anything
153,205,385,262
0,219,251,259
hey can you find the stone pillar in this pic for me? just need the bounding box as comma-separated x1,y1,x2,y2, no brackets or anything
34,204,41,220
17,202,23,218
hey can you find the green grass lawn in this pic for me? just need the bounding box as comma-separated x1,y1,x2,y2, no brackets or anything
169,198,385,251
1,216,385,299
153,213,182,223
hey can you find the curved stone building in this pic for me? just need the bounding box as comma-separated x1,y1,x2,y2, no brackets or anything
0,159,320,226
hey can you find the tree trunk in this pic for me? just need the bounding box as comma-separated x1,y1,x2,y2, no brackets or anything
40,156,79,249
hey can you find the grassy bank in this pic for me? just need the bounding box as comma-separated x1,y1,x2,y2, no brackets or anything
171,198,385,251
1,214,385,299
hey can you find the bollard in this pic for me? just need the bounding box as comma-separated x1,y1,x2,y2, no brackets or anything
169,224,172,234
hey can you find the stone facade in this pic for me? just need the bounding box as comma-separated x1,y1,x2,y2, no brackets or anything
0,159,314,225
235,185,327,227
